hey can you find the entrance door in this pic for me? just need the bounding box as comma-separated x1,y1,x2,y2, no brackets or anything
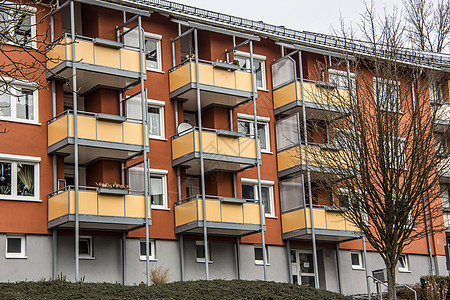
291,250,315,287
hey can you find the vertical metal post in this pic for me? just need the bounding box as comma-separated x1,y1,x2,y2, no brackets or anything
229,109,233,131
179,233,185,281
236,237,241,279
299,50,319,288
363,236,371,299
52,229,57,280
193,28,209,280
51,80,57,193
335,243,342,294
286,240,292,284
249,41,267,281
70,0,80,282
122,232,127,285
232,174,237,198
138,15,151,287
174,99,179,129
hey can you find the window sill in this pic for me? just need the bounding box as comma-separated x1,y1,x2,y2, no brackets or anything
196,259,213,264
5,255,27,259
151,206,170,211
80,256,95,260
257,88,269,92
149,136,168,141
0,117,40,126
146,68,164,74
261,151,273,155
140,257,158,261
352,267,366,271
0,197,42,203
255,262,270,266
398,270,411,273
265,215,277,219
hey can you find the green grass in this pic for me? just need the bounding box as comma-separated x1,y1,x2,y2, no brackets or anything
0,279,352,299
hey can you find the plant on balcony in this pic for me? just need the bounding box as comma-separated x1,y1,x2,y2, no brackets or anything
17,165,34,196
96,182,131,191
0,185,10,195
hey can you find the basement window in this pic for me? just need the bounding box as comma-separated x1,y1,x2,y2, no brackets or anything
139,239,156,261
5,235,26,258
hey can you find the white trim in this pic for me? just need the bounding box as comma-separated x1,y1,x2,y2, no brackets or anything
147,100,165,139
0,153,40,163
79,236,94,259
241,178,274,186
398,254,410,272
149,169,168,209
237,113,270,123
234,50,266,61
147,99,165,106
5,234,26,259
0,80,39,123
241,178,275,217
149,168,168,175
0,157,39,202
254,244,270,266
351,251,364,270
144,32,162,72
139,238,156,261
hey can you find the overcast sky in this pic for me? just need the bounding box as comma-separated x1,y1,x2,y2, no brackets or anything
173,0,404,36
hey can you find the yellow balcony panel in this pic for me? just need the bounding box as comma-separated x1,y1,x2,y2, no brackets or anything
46,34,143,94
174,196,263,236
168,60,253,111
272,80,350,118
48,111,146,165
47,187,150,231
171,128,258,175
281,206,361,242
277,144,353,179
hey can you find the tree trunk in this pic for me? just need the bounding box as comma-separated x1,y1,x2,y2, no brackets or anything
386,263,397,300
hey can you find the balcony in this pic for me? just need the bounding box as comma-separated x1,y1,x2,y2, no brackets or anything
47,34,143,94
174,195,263,236
48,186,150,231
171,128,258,175
435,103,450,132
48,110,147,164
439,156,450,183
168,60,253,110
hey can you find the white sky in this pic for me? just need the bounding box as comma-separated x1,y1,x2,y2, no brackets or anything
172,0,404,36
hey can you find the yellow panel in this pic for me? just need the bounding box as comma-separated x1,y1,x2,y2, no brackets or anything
300,82,316,103
281,209,305,233
277,146,301,172
120,48,140,72
213,68,235,89
221,203,243,223
69,191,76,214
326,211,346,230
125,195,145,218
305,208,327,229
273,81,298,109
197,200,221,222
48,191,69,221
97,121,123,143
77,116,96,140
175,199,198,226
243,203,262,225
235,71,252,92
239,137,257,158
443,79,450,103
217,136,239,156
94,45,120,69
74,40,94,64
169,63,191,92
198,63,214,85
48,115,68,146
123,122,144,145
47,37,69,69
201,132,218,154
172,131,194,160
65,37,73,61
68,115,75,137
98,194,125,217
78,191,97,215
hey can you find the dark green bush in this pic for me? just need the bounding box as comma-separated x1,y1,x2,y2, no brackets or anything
420,276,450,300
0,279,351,299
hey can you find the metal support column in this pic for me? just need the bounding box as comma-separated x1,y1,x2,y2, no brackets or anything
299,50,319,289
236,237,241,279
286,240,292,284
363,236,371,299
193,28,209,280
122,232,127,285
174,99,179,129
179,233,185,281
249,41,267,281
52,229,57,280
335,243,342,294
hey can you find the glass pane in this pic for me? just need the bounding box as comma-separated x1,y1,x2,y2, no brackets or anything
79,240,89,255
257,124,267,150
148,106,161,136
7,237,21,253
301,276,315,288
290,250,296,263
254,247,263,261
276,115,299,151
150,176,163,206
399,256,406,268
140,241,152,256
14,13,32,45
280,176,304,212
351,253,360,266
126,96,142,120
123,26,139,48
0,91,11,117
238,121,250,135
235,56,247,69
145,38,158,69
261,186,271,214
128,165,144,192
271,57,295,89
254,60,263,88
17,163,34,196
0,162,12,195
196,244,205,259
16,89,34,120
242,184,254,199
299,253,314,273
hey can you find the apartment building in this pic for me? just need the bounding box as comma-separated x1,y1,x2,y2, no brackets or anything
0,0,448,296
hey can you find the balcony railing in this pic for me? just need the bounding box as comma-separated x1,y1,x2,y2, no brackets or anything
48,186,150,231
172,127,258,174
168,59,253,109
174,195,263,236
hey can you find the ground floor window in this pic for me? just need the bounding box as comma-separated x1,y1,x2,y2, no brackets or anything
140,239,156,261
196,241,212,263
5,235,26,258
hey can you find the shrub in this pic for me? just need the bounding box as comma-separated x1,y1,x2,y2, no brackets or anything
150,266,169,285
421,276,449,300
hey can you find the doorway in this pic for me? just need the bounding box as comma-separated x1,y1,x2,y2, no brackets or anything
291,249,316,287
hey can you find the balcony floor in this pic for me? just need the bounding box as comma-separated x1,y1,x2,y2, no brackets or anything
275,100,349,120
175,220,262,237
173,153,257,175
48,214,146,231
283,228,361,242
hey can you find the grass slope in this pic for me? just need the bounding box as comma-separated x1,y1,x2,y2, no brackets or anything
0,280,351,299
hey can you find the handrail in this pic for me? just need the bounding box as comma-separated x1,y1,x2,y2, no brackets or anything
47,109,143,124
49,32,140,52
169,57,246,72
366,276,417,300
175,194,259,206
48,185,145,198
171,126,252,139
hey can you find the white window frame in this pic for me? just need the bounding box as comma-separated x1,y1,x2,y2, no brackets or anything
234,50,267,90
398,254,410,272
147,99,165,140
237,113,271,153
0,153,40,202
0,2,37,48
5,234,26,259
195,241,212,263
241,178,275,218
351,251,364,270
149,168,168,210
0,78,39,124
254,244,270,266
384,136,406,170
79,236,94,259
328,69,357,96
139,238,156,261
373,77,401,112
429,81,442,103
144,32,162,72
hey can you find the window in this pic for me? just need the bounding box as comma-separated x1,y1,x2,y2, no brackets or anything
434,132,448,156
128,165,168,209
384,136,406,169
139,239,156,261
429,82,442,103
237,113,270,153
79,236,93,259
441,184,450,209
241,178,275,217
0,154,40,201
5,235,26,258
144,32,162,71
329,69,356,98
0,81,38,123
234,51,266,90
351,251,364,270
254,244,269,265
196,241,212,263
0,3,36,47
147,99,165,139
373,78,400,112
398,254,410,272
